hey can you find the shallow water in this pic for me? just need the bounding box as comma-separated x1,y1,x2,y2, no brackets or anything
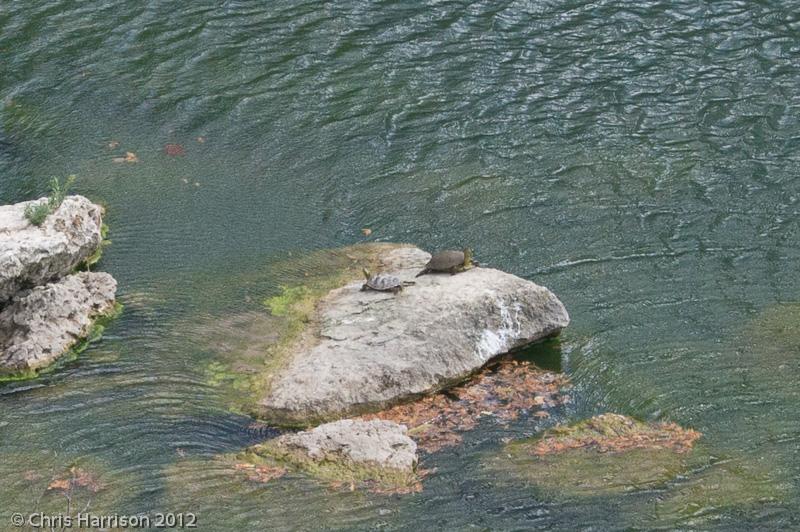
1,0,799,529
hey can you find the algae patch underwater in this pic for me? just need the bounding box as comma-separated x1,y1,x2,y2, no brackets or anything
489,414,702,496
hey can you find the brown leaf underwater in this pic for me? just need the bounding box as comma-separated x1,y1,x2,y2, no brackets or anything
362,360,571,453
528,413,702,456
46,467,102,493
232,462,288,484
164,143,186,156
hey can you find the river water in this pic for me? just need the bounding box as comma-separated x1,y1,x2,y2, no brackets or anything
1,1,799,530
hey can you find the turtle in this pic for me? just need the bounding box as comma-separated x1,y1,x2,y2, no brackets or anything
361,268,414,293
415,247,476,277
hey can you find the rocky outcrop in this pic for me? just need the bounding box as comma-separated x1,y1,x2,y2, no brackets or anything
0,195,117,379
0,195,104,304
250,419,420,493
0,272,118,377
257,246,570,425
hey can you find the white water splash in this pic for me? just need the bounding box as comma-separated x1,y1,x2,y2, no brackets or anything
476,300,523,362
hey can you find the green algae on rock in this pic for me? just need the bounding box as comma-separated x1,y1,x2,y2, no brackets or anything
491,414,701,496
163,456,411,530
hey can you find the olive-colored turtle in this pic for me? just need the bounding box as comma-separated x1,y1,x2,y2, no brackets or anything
361,268,413,293
415,248,475,277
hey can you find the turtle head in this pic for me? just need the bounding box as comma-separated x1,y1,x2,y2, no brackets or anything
463,247,473,267
362,267,371,280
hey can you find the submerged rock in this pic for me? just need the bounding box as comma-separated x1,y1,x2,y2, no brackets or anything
257,245,569,425
268,419,417,471
248,419,420,493
0,195,105,304
0,272,118,378
652,457,789,523
489,414,701,496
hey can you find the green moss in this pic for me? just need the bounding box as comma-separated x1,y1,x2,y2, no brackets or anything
0,368,40,383
498,445,688,497
491,413,789,515
265,285,312,317
79,223,111,271
748,303,800,344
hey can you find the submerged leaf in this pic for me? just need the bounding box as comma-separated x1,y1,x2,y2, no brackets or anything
363,360,570,453
112,151,138,163
47,478,71,491
164,143,186,156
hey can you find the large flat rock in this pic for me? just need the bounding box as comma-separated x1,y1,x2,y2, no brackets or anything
0,195,104,304
0,272,117,377
258,246,570,425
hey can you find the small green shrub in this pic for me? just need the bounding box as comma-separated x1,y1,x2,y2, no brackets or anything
23,202,51,226
24,174,76,226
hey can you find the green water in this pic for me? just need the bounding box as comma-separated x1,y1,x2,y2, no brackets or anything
1,0,799,529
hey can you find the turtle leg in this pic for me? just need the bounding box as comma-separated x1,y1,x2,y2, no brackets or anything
392,286,402,294
415,269,430,278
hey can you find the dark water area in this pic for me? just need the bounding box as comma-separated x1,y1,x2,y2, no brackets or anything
1,0,799,529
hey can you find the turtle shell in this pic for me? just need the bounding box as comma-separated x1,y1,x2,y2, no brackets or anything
364,273,402,291
425,250,465,271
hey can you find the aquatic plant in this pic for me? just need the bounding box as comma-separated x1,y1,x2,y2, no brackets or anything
79,223,111,271
24,175,76,226
264,285,313,318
